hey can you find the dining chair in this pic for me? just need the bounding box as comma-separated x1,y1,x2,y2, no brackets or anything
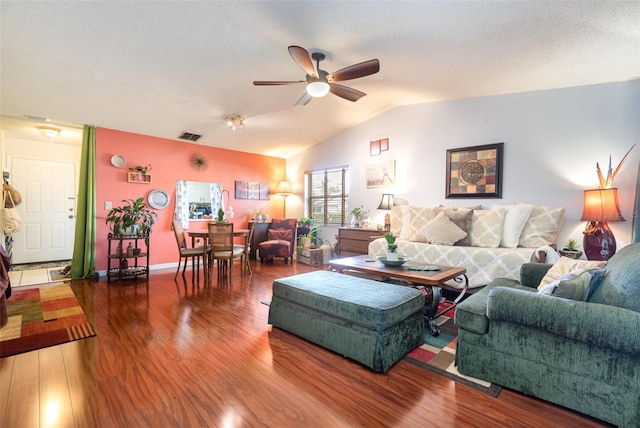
234,224,254,274
208,222,243,282
172,220,209,281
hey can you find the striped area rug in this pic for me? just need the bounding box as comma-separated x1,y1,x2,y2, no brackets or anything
0,283,95,357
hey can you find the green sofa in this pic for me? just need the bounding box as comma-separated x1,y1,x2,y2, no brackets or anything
454,243,640,427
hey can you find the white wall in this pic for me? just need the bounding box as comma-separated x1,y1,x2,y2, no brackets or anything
287,80,640,249
4,137,81,164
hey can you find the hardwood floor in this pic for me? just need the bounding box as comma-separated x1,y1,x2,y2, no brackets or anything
1,261,611,427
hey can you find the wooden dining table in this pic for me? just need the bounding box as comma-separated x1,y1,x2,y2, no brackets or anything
186,228,250,281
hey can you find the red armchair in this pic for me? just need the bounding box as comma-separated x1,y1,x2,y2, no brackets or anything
258,218,297,264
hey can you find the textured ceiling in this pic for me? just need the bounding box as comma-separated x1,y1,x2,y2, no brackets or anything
1,1,639,157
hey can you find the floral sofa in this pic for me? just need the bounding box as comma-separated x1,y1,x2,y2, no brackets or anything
368,203,565,289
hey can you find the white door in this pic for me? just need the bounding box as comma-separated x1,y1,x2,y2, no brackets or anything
10,158,77,263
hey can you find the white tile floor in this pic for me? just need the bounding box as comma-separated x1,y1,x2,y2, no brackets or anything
8,268,57,288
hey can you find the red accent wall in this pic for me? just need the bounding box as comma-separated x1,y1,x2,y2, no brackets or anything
95,127,286,271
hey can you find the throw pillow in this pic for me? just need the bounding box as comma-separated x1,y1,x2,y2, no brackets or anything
434,207,474,246
491,204,533,248
538,268,606,301
268,228,292,241
537,256,606,289
420,211,467,246
468,208,506,248
391,205,411,240
517,203,565,248
407,206,439,242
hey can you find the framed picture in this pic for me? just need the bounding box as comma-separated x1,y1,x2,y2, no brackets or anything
259,183,270,200
366,160,396,188
248,182,260,200
234,181,248,199
446,142,503,198
380,138,389,151
370,140,381,156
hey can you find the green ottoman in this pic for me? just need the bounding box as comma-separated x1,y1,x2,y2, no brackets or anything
268,270,425,372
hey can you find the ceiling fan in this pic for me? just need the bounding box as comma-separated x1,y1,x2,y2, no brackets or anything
253,46,380,106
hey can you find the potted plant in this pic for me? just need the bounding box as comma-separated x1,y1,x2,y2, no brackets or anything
215,208,226,222
384,232,398,261
559,238,583,259
350,205,366,228
129,164,152,176
298,225,320,249
298,216,314,227
128,164,152,182
106,197,157,243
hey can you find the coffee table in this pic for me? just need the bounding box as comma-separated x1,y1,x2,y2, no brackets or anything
328,255,468,336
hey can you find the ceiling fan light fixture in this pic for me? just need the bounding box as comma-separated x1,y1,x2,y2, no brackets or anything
225,114,244,130
306,81,330,98
35,125,61,138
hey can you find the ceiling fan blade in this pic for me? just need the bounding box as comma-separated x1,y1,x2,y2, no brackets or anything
295,92,312,106
288,45,317,78
253,80,304,86
327,59,380,83
329,84,366,102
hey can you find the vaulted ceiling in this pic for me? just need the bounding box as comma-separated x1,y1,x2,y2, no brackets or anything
1,1,639,157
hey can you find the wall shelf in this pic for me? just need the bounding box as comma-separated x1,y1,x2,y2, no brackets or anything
128,172,152,183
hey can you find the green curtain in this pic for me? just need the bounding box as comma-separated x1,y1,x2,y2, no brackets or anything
70,125,97,279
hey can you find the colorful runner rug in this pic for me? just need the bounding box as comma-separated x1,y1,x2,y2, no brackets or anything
0,283,95,357
404,305,502,396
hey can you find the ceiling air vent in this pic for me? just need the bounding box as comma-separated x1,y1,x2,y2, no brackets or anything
178,132,202,141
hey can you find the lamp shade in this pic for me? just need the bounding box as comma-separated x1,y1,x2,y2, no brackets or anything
580,188,625,222
276,181,292,195
377,194,395,210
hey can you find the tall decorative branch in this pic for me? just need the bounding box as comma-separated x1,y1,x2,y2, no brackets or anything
596,144,635,189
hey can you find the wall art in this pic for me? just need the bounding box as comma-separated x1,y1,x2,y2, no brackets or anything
366,160,396,188
259,183,270,200
234,181,248,199
370,140,381,156
248,182,260,200
369,138,389,156
446,142,503,198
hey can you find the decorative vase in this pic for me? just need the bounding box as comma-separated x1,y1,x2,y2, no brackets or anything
387,244,399,261
350,214,361,228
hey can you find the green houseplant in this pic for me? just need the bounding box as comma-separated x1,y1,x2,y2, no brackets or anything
106,197,157,243
298,225,320,249
216,208,225,222
559,238,583,259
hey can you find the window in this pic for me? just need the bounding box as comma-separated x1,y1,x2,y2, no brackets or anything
305,166,349,226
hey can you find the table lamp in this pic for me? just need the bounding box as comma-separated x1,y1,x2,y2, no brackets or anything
377,193,395,231
581,188,625,260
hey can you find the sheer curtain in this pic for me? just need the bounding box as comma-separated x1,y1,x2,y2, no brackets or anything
210,183,222,217
175,180,190,229
70,125,97,279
